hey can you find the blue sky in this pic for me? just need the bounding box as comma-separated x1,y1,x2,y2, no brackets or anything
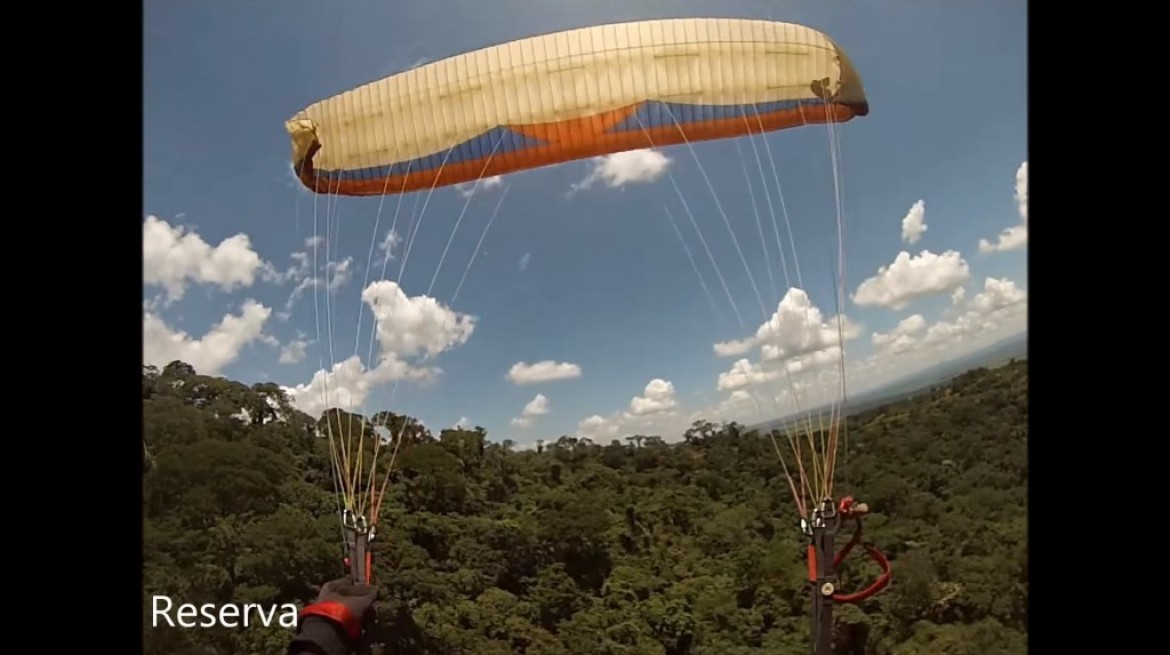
143,0,1027,444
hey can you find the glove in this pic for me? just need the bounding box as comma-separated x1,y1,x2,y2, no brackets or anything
298,578,378,643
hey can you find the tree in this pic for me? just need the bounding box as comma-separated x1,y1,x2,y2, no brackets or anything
142,359,1029,655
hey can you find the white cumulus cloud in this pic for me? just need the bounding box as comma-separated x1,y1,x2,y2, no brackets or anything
272,236,356,318
377,229,402,266
917,280,1025,349
506,360,582,385
511,393,550,428
713,339,755,358
872,314,927,354
143,215,266,302
143,299,272,376
901,200,928,245
629,378,677,416
862,277,1026,373
579,382,803,444
601,273,1026,440
764,345,844,373
966,276,1027,316
577,414,618,439
1015,162,1028,222
574,377,682,440
454,175,503,198
717,359,780,392
714,288,861,362
852,250,970,310
568,149,671,196
278,337,309,364
362,281,476,359
280,354,435,419
281,281,475,418
978,160,1028,254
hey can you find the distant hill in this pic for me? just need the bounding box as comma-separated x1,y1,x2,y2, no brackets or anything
750,331,1027,432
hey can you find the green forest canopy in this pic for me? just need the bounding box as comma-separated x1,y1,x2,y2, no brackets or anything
143,358,1027,654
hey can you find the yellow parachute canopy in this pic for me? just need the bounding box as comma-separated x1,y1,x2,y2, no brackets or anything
286,17,868,196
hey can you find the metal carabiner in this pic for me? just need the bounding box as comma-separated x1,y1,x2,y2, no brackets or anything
342,508,358,530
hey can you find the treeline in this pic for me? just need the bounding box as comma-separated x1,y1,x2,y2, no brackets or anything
142,359,1028,654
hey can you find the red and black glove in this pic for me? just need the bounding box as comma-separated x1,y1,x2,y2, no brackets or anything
289,578,378,655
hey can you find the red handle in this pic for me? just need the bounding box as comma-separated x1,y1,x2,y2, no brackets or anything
833,542,890,603
830,499,891,604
